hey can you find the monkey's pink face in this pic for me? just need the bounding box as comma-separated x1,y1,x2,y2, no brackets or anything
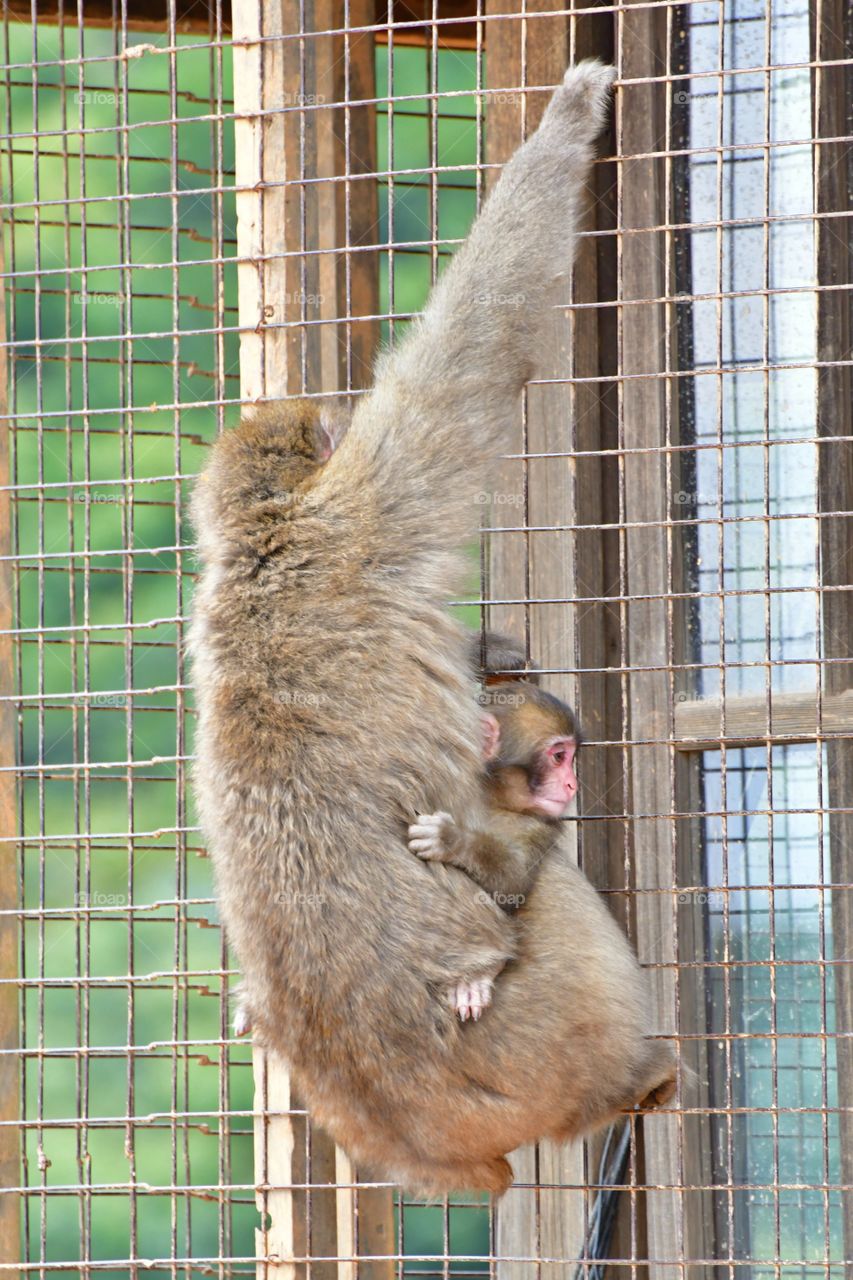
531,738,578,818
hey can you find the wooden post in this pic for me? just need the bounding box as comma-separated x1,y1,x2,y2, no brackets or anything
618,9,687,1276
233,5,386,1276
813,0,853,1266
0,219,21,1277
232,11,300,1273
485,8,587,1275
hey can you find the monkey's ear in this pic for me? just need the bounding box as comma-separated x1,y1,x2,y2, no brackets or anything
482,713,501,762
317,403,352,460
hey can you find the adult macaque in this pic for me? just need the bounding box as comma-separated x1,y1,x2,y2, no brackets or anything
409,683,579,1020
191,62,675,1197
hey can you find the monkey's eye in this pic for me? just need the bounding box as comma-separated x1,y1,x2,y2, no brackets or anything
551,749,566,765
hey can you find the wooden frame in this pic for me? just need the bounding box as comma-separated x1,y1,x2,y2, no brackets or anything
4,0,483,45
813,0,853,1262
483,4,716,1275
0,222,21,1280
615,4,715,1274
484,11,588,1275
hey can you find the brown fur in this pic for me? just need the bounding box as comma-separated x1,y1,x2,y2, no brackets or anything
469,630,541,686
190,62,675,1198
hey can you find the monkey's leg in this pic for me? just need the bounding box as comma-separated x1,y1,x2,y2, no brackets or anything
393,1154,514,1200
232,1000,252,1037
629,1042,678,1111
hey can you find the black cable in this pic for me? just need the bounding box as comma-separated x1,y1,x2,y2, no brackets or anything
573,1120,632,1280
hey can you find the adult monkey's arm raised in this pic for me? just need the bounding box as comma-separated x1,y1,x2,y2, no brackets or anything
191,62,675,1198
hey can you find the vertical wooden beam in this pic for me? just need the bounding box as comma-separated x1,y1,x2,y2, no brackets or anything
666,17,717,1272
232,10,301,1274
234,5,385,1276
617,8,684,1277
813,0,853,1265
323,14,394,1278
485,8,585,1276
0,217,21,1277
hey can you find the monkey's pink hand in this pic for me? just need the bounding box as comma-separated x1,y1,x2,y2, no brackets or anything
408,811,455,862
450,978,494,1023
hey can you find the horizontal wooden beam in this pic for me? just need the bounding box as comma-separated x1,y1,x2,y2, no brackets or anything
673,689,853,750
4,0,233,32
7,1,481,46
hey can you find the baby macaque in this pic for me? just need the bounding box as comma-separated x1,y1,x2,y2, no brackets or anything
409,681,579,1019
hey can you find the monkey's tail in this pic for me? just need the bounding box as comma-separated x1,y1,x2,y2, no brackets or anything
318,62,615,566
573,1121,632,1280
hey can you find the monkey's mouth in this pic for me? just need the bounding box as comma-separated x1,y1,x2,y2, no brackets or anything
534,793,575,819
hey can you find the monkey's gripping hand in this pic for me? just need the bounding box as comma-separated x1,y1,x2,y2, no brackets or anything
408,812,457,862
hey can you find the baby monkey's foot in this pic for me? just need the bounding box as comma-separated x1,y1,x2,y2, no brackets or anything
450,977,493,1023
408,811,455,861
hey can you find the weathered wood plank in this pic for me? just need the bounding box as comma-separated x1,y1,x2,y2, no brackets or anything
253,1052,298,1280
813,0,853,1266
233,6,303,1274
618,7,684,1275
235,6,387,1275
485,7,586,1277
673,689,853,750
0,210,21,1280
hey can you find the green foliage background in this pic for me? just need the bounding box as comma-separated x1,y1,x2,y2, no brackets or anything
3,25,489,1272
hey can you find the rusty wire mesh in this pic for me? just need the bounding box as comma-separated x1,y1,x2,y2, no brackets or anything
0,1,850,1276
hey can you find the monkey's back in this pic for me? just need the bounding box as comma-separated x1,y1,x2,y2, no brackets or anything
190,488,671,1194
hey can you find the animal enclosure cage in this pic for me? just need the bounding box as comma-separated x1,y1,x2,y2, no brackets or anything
0,0,850,1276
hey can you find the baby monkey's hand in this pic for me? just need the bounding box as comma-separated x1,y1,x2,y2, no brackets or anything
408,812,456,861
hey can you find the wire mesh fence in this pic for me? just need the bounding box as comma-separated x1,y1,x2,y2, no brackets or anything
0,1,850,1276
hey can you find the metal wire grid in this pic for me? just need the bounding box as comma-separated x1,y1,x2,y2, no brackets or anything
0,1,849,1276
1,6,254,1271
